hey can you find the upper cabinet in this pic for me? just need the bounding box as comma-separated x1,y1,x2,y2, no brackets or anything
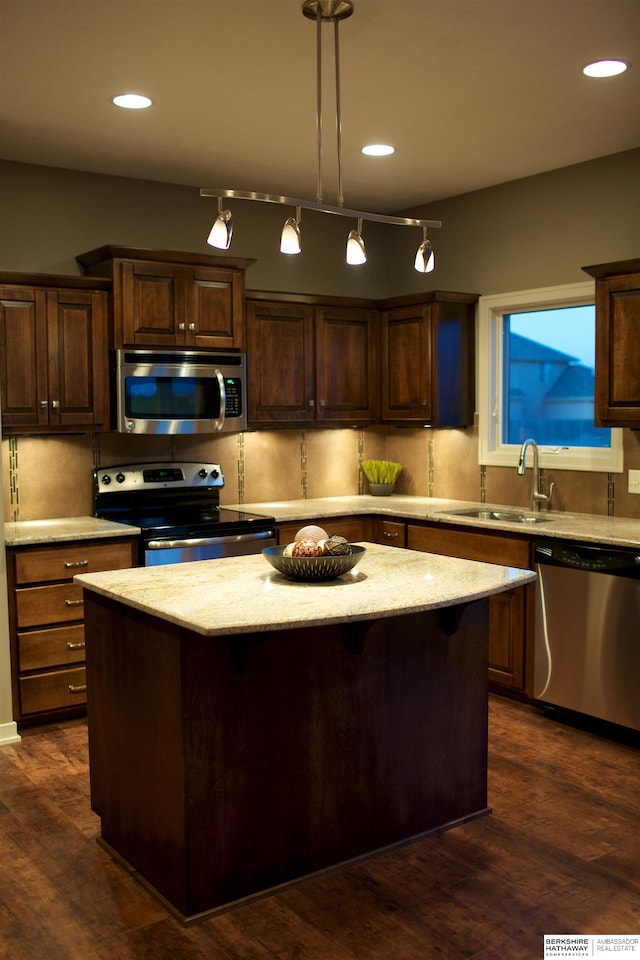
379,291,478,427
582,259,640,427
246,293,379,427
76,246,255,351
0,274,109,433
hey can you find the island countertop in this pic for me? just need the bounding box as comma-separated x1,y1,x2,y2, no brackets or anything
75,541,536,637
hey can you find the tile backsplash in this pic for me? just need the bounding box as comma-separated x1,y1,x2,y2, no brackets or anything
3,425,640,521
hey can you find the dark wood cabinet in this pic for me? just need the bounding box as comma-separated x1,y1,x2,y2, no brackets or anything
379,291,478,427
582,259,640,427
0,274,109,433
77,246,254,350
406,522,534,694
276,515,369,545
7,538,136,725
247,293,378,427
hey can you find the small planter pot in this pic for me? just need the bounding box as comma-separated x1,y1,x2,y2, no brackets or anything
368,483,396,496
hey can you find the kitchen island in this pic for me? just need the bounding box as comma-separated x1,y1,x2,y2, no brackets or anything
76,543,536,921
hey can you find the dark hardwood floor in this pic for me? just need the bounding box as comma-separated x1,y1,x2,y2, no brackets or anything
1,695,638,959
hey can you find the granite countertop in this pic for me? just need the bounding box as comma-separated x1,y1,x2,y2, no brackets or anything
226,495,640,549
75,541,537,638
4,517,140,547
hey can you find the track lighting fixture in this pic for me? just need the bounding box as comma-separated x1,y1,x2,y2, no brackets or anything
346,218,366,265
414,228,435,273
206,197,233,250
201,1,440,269
280,207,302,254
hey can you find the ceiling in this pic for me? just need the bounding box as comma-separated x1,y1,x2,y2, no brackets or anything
1,0,639,214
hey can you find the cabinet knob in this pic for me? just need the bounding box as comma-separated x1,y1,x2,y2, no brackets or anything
308,399,315,407
319,399,325,407
178,322,186,331
188,322,196,331
40,400,48,408
64,559,89,568
67,641,86,650
52,400,59,408
68,684,87,694
64,599,84,608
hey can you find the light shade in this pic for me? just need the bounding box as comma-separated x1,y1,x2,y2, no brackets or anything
414,237,435,273
280,210,302,254
582,59,629,77
346,220,366,265
207,204,233,250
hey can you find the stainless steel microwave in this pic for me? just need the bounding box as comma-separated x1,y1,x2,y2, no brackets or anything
115,349,247,435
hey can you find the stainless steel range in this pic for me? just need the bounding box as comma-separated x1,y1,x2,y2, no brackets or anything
94,461,276,566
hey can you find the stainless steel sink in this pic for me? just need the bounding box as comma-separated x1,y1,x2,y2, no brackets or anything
441,508,553,525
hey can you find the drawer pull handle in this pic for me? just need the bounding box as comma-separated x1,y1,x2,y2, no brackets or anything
67,641,86,650
65,599,84,608
68,684,87,694
64,560,89,568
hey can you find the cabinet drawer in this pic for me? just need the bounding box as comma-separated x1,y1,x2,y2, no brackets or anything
376,519,406,547
407,524,531,568
18,623,85,671
14,540,134,585
16,582,85,629
20,666,87,715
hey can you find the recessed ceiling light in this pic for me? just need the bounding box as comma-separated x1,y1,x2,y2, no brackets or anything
361,144,395,157
111,93,153,109
582,59,629,78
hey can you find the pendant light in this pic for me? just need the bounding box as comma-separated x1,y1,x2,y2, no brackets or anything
207,197,233,250
280,207,302,254
346,218,366,264
414,228,435,273
201,1,441,269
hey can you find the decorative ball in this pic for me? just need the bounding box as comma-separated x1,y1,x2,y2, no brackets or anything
292,538,324,557
295,524,328,541
320,535,352,556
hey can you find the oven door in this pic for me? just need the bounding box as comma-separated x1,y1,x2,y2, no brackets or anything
144,530,277,566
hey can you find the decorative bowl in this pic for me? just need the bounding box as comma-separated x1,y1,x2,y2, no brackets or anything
262,545,366,582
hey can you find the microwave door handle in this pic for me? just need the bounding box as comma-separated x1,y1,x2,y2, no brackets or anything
215,368,226,431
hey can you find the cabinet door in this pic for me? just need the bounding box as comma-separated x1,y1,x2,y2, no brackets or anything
118,260,182,345
187,266,245,350
380,304,432,422
0,286,49,427
246,300,315,424
46,289,106,427
315,306,378,423
594,272,640,426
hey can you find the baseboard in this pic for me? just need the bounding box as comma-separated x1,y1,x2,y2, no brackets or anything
0,720,21,745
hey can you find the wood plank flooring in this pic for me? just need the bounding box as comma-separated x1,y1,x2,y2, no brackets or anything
1,696,638,959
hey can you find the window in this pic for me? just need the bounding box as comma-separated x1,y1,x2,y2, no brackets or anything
477,282,622,472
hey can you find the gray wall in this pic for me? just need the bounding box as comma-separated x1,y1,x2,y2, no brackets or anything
1,149,638,297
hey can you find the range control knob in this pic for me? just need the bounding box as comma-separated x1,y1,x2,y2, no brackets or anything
115,473,125,484
211,469,220,479
101,475,111,485
198,468,207,479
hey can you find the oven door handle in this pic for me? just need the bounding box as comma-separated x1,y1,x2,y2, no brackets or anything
146,531,274,550
215,368,226,431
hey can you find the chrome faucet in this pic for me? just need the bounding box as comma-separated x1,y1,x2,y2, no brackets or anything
516,438,554,511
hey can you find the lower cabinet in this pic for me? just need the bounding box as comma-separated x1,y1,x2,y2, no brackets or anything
406,523,534,695
276,516,369,545
7,537,136,725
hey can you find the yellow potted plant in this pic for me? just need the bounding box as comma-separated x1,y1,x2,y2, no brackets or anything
361,459,403,496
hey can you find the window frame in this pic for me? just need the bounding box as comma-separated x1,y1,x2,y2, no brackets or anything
477,281,623,473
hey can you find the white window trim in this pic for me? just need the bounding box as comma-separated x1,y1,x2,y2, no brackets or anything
477,281,623,473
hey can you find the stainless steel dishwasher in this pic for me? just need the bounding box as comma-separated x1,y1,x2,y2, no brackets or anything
534,539,640,733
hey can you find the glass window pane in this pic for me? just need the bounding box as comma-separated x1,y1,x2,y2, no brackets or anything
502,305,611,449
